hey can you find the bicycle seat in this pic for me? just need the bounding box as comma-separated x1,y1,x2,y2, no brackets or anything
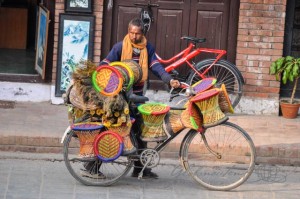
128,93,149,104
181,36,206,44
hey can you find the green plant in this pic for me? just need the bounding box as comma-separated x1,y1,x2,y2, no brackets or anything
270,56,300,104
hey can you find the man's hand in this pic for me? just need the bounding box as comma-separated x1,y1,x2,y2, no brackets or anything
170,79,180,88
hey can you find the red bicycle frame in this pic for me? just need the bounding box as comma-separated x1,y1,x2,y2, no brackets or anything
156,43,227,79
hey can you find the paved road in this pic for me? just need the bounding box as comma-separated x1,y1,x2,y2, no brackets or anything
0,152,300,199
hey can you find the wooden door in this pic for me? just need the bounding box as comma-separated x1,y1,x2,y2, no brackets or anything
101,0,239,88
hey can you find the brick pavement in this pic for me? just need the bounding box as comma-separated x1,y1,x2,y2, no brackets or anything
0,101,300,166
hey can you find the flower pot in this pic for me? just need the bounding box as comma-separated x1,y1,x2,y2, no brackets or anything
280,101,300,119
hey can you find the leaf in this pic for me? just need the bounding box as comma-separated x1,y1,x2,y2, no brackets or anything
285,56,294,61
293,63,299,77
276,57,285,70
270,62,277,74
282,70,287,84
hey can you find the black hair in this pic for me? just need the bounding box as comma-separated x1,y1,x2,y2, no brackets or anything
128,18,145,34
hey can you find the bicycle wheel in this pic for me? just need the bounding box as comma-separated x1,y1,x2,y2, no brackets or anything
63,130,133,186
187,59,244,108
180,122,256,191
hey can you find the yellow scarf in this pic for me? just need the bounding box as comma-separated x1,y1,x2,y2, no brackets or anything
121,34,148,82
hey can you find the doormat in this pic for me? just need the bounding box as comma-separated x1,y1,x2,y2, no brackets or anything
0,100,15,109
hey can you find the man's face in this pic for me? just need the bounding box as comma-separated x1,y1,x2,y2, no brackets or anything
128,25,143,44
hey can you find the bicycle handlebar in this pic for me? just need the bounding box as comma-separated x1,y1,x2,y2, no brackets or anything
169,82,195,102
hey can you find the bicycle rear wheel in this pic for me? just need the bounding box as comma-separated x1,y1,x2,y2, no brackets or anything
180,122,255,191
187,59,243,108
63,130,133,186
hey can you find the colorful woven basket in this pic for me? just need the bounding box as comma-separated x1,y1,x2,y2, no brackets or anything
192,77,216,94
191,88,228,128
71,122,103,158
92,65,123,97
107,118,136,155
122,59,143,85
168,110,185,134
93,131,124,162
181,102,203,131
218,84,234,114
138,103,170,142
110,61,134,91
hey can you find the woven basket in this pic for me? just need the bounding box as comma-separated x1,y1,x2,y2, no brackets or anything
218,84,234,114
168,110,185,133
138,103,170,142
191,89,228,128
122,59,143,85
71,122,103,158
192,78,216,94
107,119,136,155
93,131,123,162
92,65,123,97
110,61,134,91
181,102,203,130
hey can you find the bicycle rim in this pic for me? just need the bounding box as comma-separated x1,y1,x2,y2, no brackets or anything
63,130,133,186
187,60,243,108
181,122,256,191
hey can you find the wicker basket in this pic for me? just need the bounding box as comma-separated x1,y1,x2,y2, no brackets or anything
122,59,143,85
181,102,203,131
71,122,103,158
138,103,170,142
93,131,123,162
107,119,136,155
218,84,234,114
192,78,216,94
191,88,228,128
92,65,123,97
168,109,185,134
110,61,135,91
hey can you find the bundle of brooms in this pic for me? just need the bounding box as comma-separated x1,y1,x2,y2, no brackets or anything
65,60,130,127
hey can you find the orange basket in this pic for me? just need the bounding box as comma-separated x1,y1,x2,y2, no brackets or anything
71,122,103,158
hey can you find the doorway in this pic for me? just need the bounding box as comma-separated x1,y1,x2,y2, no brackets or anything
0,0,38,75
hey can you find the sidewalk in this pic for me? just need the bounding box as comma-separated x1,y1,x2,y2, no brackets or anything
0,101,300,166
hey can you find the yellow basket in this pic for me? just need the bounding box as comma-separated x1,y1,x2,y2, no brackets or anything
218,84,234,114
191,89,228,128
138,103,170,142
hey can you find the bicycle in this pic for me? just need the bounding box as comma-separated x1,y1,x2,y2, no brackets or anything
156,36,244,108
133,3,244,108
62,81,255,191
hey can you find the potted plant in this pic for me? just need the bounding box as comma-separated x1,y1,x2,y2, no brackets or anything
270,56,300,118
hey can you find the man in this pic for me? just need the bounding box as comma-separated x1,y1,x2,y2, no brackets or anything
100,18,180,178
100,18,180,95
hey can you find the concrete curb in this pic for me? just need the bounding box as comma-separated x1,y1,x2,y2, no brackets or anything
1,135,300,166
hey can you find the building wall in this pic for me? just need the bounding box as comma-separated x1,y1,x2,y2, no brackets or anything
236,0,286,99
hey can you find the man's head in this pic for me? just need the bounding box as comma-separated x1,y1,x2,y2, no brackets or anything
128,18,144,44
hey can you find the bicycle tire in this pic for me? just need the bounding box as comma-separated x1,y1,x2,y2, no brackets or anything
63,130,133,186
186,59,244,108
180,122,256,191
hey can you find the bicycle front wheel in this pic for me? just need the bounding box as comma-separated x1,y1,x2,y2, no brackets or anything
63,130,133,186
180,122,256,191
187,59,244,108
